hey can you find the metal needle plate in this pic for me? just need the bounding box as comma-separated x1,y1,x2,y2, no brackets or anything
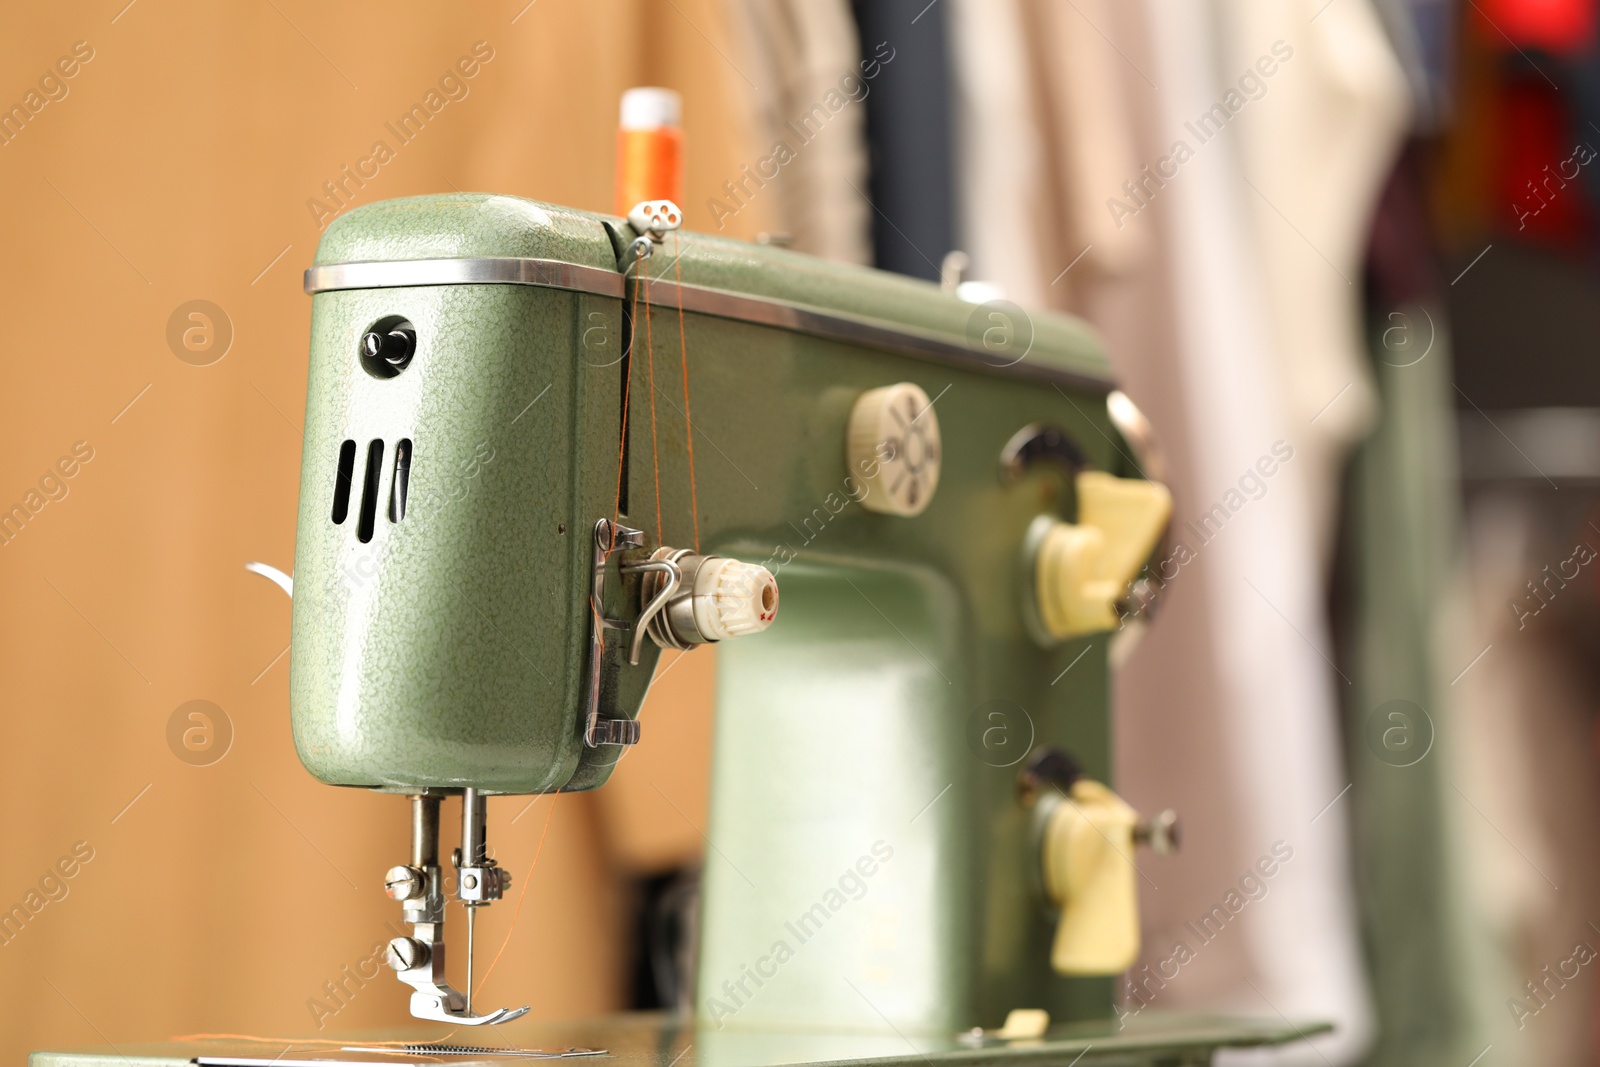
342,1048,605,1059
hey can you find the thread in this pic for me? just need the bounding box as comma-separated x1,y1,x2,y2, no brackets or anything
611,244,644,537
672,235,701,552
614,88,684,215
645,259,663,548
472,794,560,998
168,1034,426,1048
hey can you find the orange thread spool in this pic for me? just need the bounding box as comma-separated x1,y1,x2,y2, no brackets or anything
615,87,683,215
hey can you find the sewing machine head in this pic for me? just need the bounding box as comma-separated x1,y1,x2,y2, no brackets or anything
290,193,1174,1033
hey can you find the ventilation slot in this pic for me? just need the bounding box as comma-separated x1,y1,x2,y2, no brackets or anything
389,439,412,523
331,440,356,524
356,439,385,544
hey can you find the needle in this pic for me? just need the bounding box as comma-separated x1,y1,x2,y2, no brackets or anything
466,905,476,1014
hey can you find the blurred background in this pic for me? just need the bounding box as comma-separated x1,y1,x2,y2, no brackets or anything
1,0,1597,1064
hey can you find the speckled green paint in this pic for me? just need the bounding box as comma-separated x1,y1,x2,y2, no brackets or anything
288,193,1126,1034
275,194,1266,1042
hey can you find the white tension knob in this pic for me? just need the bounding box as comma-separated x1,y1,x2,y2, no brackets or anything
692,557,779,640
636,551,780,654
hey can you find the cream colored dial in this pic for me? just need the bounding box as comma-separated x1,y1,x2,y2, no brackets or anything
847,383,942,516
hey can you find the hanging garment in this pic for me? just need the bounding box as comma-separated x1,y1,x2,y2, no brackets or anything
1369,0,1453,131
946,2,1385,1061
1017,0,1150,291
1340,146,1520,1067
1454,484,1600,1067
947,0,1149,308
946,4,1263,1025
850,0,958,278
713,0,873,263
946,0,1050,307
1480,0,1597,53
1494,78,1594,249
1124,2,1411,1062
1214,0,1411,572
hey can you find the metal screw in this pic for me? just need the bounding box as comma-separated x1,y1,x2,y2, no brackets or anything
361,328,415,371
462,873,478,890
387,936,429,971
384,864,424,901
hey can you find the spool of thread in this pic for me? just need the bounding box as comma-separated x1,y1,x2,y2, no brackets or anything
615,87,684,216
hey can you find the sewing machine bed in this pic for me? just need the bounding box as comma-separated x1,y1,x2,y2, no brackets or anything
31,1011,1329,1067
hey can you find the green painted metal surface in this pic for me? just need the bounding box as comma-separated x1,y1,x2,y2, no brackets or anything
291,193,1120,797
215,191,1308,1050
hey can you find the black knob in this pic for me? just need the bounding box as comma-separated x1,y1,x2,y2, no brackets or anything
361,327,415,373
1019,746,1085,794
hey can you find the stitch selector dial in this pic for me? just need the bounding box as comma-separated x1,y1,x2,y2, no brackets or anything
848,382,942,516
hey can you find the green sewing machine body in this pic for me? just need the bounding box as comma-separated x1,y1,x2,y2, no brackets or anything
34,193,1323,1066
292,194,1126,1032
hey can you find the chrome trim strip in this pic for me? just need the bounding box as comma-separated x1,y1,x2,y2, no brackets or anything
633,277,1111,391
304,257,1112,392
305,258,625,298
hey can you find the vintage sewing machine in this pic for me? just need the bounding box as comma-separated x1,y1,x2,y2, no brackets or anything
35,194,1322,1066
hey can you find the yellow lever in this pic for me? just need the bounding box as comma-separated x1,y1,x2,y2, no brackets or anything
1041,779,1140,975
1035,472,1172,638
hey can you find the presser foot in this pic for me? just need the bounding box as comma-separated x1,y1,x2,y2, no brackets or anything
406,989,531,1027
391,940,530,1026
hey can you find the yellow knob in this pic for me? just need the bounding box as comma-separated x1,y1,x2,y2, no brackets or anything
1042,779,1140,975
1035,471,1172,638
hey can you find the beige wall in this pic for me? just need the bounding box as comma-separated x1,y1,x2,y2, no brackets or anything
0,1,755,1056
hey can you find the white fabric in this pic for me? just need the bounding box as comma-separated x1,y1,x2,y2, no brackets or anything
716,0,871,263
948,0,1048,306
1218,0,1411,571
1137,1,1401,1063
948,0,1148,304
